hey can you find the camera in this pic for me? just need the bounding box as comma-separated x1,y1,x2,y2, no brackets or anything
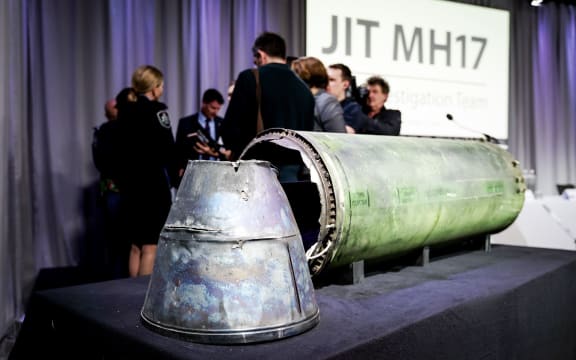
349,76,368,106
355,85,368,106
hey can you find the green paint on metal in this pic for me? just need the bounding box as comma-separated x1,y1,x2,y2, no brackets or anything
397,186,418,204
242,130,526,275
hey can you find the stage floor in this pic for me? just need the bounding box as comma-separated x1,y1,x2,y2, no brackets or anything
11,245,576,359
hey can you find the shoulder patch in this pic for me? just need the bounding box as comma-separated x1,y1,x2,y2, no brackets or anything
156,110,171,128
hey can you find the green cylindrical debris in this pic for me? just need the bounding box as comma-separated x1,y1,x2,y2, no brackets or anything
241,129,525,275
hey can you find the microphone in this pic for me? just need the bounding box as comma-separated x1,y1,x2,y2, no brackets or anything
446,114,500,144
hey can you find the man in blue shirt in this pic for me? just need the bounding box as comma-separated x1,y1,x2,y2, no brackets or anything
175,89,230,178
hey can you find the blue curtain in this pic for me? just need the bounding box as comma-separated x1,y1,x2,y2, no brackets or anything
0,0,305,346
531,3,576,194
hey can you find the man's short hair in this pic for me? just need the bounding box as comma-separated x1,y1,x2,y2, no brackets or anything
202,88,224,104
366,76,390,94
252,32,286,59
329,64,353,83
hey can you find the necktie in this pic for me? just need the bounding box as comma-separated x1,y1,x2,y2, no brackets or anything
204,118,211,140
202,119,213,160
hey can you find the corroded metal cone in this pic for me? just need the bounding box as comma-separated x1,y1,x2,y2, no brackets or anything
141,160,319,344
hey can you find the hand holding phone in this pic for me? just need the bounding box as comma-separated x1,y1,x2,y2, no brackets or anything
193,139,220,157
187,130,210,145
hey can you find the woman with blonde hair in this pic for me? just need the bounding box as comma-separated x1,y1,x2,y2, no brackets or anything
291,57,348,133
117,65,177,277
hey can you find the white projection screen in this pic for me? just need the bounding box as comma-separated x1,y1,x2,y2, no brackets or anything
306,0,510,140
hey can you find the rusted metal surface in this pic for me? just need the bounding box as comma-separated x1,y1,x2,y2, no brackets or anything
141,160,319,344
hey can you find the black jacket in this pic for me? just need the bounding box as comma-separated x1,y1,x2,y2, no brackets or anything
118,96,177,190
116,95,177,245
175,113,224,171
222,63,315,158
363,106,402,135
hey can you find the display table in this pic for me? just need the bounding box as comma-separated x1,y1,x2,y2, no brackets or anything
11,245,576,359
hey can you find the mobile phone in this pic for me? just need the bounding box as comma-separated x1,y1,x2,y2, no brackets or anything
194,130,210,144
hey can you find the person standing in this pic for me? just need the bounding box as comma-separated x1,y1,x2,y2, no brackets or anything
363,76,401,135
92,88,136,279
327,63,369,133
221,32,315,159
117,65,177,277
290,57,347,133
175,89,230,179
327,64,401,136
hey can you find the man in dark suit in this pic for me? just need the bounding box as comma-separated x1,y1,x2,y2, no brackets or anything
221,32,315,159
363,76,401,136
175,89,230,179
